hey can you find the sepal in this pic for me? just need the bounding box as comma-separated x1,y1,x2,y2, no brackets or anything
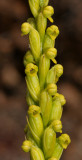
42,127,56,159
27,18,36,29
27,105,44,146
39,0,49,7
30,146,45,160
28,0,40,17
36,12,47,42
40,90,52,127
39,54,50,90
52,140,63,160
49,99,62,122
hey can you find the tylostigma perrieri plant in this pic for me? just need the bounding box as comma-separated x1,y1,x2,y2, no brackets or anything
21,0,71,160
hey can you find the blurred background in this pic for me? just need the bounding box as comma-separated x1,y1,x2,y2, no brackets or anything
0,0,82,160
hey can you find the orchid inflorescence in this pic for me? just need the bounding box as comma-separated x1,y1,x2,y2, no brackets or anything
21,0,71,159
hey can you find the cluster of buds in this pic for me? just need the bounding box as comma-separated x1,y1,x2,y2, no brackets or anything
21,0,71,159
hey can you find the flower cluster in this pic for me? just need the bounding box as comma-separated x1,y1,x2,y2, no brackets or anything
21,0,71,159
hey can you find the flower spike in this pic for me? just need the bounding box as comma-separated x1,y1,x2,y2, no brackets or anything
21,0,71,159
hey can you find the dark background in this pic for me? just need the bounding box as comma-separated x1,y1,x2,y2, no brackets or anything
0,0,82,160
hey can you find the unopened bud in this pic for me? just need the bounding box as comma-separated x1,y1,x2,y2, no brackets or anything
21,22,31,35
21,140,32,152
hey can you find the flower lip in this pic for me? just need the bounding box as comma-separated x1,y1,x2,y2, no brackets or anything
28,105,41,116
46,25,59,40
25,63,38,76
58,134,71,149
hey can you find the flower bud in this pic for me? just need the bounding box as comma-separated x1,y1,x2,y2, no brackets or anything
54,64,63,78
40,90,52,127
43,6,54,22
39,54,50,90
49,99,62,122
21,140,32,152
54,93,66,106
52,140,63,160
25,63,40,102
46,83,57,96
28,0,39,17
50,120,62,133
58,134,71,149
27,18,36,29
23,50,35,66
21,22,31,35
31,146,45,160
42,127,56,159
27,105,44,146
36,12,47,42
39,0,49,7
46,25,59,40
45,48,57,59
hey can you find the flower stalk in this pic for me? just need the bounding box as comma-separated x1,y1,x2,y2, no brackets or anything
21,0,71,159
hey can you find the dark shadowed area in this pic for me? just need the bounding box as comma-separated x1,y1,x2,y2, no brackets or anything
0,0,82,160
